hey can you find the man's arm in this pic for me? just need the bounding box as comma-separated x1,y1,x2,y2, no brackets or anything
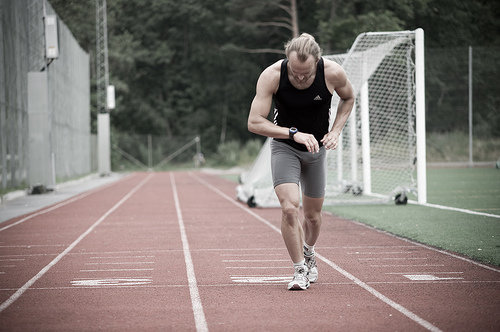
248,62,321,153
321,61,355,150
247,64,288,139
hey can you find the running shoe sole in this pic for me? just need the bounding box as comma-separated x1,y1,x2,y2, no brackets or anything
287,280,310,290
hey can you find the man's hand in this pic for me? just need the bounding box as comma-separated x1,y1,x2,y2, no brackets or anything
293,132,319,153
320,131,340,150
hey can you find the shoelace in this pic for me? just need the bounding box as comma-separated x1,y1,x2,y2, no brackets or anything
294,267,308,281
305,254,317,269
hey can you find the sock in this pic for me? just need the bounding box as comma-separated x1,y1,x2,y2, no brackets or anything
293,259,305,269
303,243,315,256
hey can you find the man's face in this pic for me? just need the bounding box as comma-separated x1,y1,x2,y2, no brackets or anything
288,52,317,88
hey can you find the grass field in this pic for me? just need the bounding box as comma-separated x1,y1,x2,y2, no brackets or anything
325,167,500,266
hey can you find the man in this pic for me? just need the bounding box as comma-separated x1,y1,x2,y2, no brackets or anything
247,33,354,290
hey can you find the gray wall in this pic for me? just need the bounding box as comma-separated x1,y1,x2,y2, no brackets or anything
0,0,91,189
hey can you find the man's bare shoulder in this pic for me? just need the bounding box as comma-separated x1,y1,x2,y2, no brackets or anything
323,57,349,90
260,60,282,80
323,57,345,79
257,60,283,93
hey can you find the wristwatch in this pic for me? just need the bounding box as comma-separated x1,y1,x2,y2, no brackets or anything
289,127,298,140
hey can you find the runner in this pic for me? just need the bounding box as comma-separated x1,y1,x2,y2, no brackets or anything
247,33,355,290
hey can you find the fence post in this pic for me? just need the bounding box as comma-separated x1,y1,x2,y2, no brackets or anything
468,46,473,167
98,113,111,175
148,134,152,170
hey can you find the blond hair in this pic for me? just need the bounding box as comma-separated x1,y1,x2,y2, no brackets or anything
285,33,322,62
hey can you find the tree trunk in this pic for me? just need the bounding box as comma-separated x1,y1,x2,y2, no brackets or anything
290,0,299,37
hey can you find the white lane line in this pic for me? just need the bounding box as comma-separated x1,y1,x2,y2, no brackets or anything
386,272,463,275
89,256,155,259
0,173,153,313
191,172,443,332
408,199,500,219
0,174,134,232
347,251,411,255
371,264,445,267
71,278,152,287
403,275,464,281
80,269,154,272
231,276,291,283
225,267,290,269
220,253,283,256
170,173,208,332
358,257,428,261
1,279,498,291
229,275,290,277
84,262,155,265
0,254,58,258
222,260,288,262
0,249,277,259
341,245,418,249
0,245,66,248
73,276,152,280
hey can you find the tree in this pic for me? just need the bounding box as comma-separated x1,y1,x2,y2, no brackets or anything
49,0,500,158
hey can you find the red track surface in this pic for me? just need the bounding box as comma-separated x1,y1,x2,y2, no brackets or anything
0,172,499,331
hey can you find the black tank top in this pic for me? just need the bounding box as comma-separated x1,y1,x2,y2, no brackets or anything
273,58,332,151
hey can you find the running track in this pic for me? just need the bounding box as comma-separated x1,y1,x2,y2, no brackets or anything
0,172,498,331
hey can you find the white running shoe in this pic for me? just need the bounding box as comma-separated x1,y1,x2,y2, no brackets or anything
304,252,318,283
287,265,310,290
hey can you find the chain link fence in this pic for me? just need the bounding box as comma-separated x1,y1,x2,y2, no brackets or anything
426,46,500,163
0,0,92,191
111,132,203,171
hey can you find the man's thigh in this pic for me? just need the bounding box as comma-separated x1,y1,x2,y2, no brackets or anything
271,139,301,188
300,147,326,198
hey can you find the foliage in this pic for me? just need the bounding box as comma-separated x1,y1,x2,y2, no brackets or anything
49,0,500,162
211,138,265,167
427,131,500,162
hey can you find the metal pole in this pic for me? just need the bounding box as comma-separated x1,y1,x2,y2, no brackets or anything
349,104,358,183
42,0,57,187
360,82,372,195
468,46,473,167
96,0,111,175
415,28,427,204
148,134,152,170
195,136,201,156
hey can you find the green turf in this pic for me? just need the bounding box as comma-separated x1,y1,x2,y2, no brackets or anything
325,204,500,266
324,167,500,266
426,168,500,214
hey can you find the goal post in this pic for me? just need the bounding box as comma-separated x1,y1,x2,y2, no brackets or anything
415,28,427,204
237,29,427,207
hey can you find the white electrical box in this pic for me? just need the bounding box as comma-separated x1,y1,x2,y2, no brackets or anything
107,85,115,110
44,15,59,59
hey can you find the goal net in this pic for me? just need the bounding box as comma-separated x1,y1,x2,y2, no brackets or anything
237,29,427,207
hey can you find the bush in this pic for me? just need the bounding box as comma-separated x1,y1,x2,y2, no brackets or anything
211,139,264,167
427,131,500,162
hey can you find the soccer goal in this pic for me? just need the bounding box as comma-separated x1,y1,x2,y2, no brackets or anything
237,29,427,207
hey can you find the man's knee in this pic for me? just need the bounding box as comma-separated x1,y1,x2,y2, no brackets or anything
281,201,300,224
304,211,322,226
